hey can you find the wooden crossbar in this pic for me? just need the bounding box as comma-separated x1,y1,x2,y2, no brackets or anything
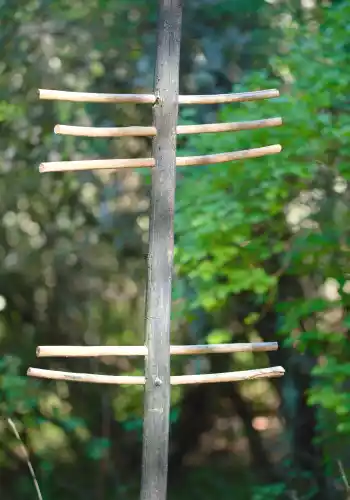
38,88,280,104
27,366,285,385
38,89,156,104
36,342,279,357
54,117,282,137
39,145,282,173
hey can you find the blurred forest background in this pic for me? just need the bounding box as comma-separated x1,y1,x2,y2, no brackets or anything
0,0,350,499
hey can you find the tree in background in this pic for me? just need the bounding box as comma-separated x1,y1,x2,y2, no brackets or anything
1,0,349,499
175,2,350,498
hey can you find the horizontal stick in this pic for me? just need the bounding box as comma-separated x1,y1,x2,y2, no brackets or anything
54,117,282,138
38,89,155,104
171,341,279,354
27,366,285,385
27,368,145,385
37,346,147,357
40,157,154,172
178,145,282,166
178,89,279,105
171,366,285,385
36,342,279,358
38,88,279,105
177,117,282,134
55,125,157,137
39,144,282,173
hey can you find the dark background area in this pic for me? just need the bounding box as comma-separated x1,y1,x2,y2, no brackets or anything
1,0,350,499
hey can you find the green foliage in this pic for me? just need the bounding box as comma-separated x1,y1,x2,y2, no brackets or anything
176,1,350,312
1,0,350,499
175,1,350,494
252,483,286,500
0,0,284,498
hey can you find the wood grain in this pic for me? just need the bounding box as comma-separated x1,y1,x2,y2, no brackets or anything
140,2,183,500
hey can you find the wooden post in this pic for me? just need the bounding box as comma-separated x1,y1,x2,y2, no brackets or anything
140,2,183,500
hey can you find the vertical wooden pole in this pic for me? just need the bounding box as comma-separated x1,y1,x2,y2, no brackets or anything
140,1,183,500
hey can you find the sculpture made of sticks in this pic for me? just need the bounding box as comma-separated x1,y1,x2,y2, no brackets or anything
28,1,285,499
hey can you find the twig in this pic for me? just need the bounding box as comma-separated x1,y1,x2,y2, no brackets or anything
54,117,282,138
338,460,350,496
36,342,279,358
39,145,282,173
27,366,285,385
54,125,157,137
7,418,43,500
178,89,279,104
171,366,285,384
27,368,144,385
38,89,155,104
38,88,279,105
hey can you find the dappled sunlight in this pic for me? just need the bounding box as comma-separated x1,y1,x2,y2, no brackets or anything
1,0,350,499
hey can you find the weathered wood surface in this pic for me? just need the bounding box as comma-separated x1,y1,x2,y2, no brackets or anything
140,2,183,500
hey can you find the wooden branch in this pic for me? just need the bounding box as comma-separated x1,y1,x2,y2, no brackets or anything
38,89,155,104
171,366,285,385
55,125,157,137
27,366,285,385
177,117,282,134
39,144,282,173
54,117,282,138
178,89,279,104
178,145,282,166
37,346,147,357
36,342,279,358
39,157,154,172
27,368,145,384
38,88,279,105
